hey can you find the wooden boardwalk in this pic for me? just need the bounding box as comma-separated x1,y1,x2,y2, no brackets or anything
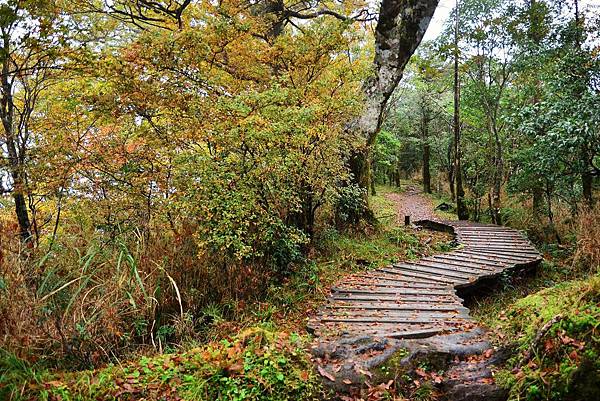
308,220,542,339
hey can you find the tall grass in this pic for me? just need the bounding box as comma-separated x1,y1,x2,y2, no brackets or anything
0,218,235,368
573,207,600,271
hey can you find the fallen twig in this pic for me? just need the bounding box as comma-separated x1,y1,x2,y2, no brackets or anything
517,314,563,369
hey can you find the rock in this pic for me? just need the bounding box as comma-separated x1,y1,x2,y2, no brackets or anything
311,328,508,400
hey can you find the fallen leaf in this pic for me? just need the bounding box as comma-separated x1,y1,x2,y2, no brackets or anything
299,370,309,382
317,366,336,382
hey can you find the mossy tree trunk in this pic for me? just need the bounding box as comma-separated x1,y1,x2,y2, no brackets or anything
347,0,439,218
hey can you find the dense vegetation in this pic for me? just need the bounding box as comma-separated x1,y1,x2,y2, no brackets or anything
0,0,598,400
376,0,600,231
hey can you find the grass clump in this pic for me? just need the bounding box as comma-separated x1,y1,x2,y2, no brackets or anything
0,328,325,401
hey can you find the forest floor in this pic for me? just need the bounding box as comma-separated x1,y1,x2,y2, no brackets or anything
3,185,597,401
384,184,440,223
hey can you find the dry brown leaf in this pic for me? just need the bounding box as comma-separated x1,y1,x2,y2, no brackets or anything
317,366,336,382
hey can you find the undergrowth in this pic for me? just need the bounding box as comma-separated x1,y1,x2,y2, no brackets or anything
470,206,600,401
0,328,326,401
0,187,453,400
490,274,600,401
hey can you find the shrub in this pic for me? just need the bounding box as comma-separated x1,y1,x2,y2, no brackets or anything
0,328,325,401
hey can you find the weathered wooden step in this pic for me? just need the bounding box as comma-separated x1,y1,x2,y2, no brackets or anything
354,273,451,287
417,257,498,273
341,279,451,290
330,294,458,303
320,310,469,320
318,316,469,324
466,248,541,259
429,254,501,269
378,267,462,284
331,287,450,296
325,302,468,313
452,250,531,265
391,263,477,280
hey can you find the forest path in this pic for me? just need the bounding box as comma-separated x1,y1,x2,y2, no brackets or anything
308,220,541,338
383,185,443,224
308,192,542,398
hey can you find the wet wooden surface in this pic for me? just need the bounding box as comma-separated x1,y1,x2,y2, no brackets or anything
308,220,542,339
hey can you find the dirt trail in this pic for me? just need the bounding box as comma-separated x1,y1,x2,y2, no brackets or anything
384,185,441,224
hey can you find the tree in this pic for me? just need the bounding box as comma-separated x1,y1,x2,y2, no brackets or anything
0,1,67,243
348,0,439,214
453,0,468,219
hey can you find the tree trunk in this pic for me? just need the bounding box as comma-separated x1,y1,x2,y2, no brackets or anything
371,161,377,196
1,35,31,243
582,167,593,206
532,185,544,217
453,0,468,220
447,135,455,201
348,0,439,203
491,129,503,225
422,130,431,194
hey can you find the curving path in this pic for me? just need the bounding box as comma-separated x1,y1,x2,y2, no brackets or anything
308,220,542,340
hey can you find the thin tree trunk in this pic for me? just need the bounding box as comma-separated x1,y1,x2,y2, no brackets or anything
453,0,468,220
1,33,31,243
422,119,431,194
491,128,503,224
447,137,455,201
582,165,593,206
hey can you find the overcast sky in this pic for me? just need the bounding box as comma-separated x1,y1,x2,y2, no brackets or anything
422,0,455,42
421,0,600,42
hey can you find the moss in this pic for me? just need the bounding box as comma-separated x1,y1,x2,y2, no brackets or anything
374,347,410,381
486,274,600,401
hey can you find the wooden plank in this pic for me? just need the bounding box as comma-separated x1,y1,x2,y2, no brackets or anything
325,302,467,312
316,325,449,339
464,244,538,252
443,251,513,266
459,238,530,248
457,230,525,235
345,276,450,288
420,256,499,272
458,234,526,241
430,254,501,268
330,294,458,303
407,259,497,276
391,263,476,280
354,273,440,285
319,316,468,324
320,311,470,319
331,287,450,296
378,267,459,284
453,251,532,265
464,252,537,264
466,248,541,258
